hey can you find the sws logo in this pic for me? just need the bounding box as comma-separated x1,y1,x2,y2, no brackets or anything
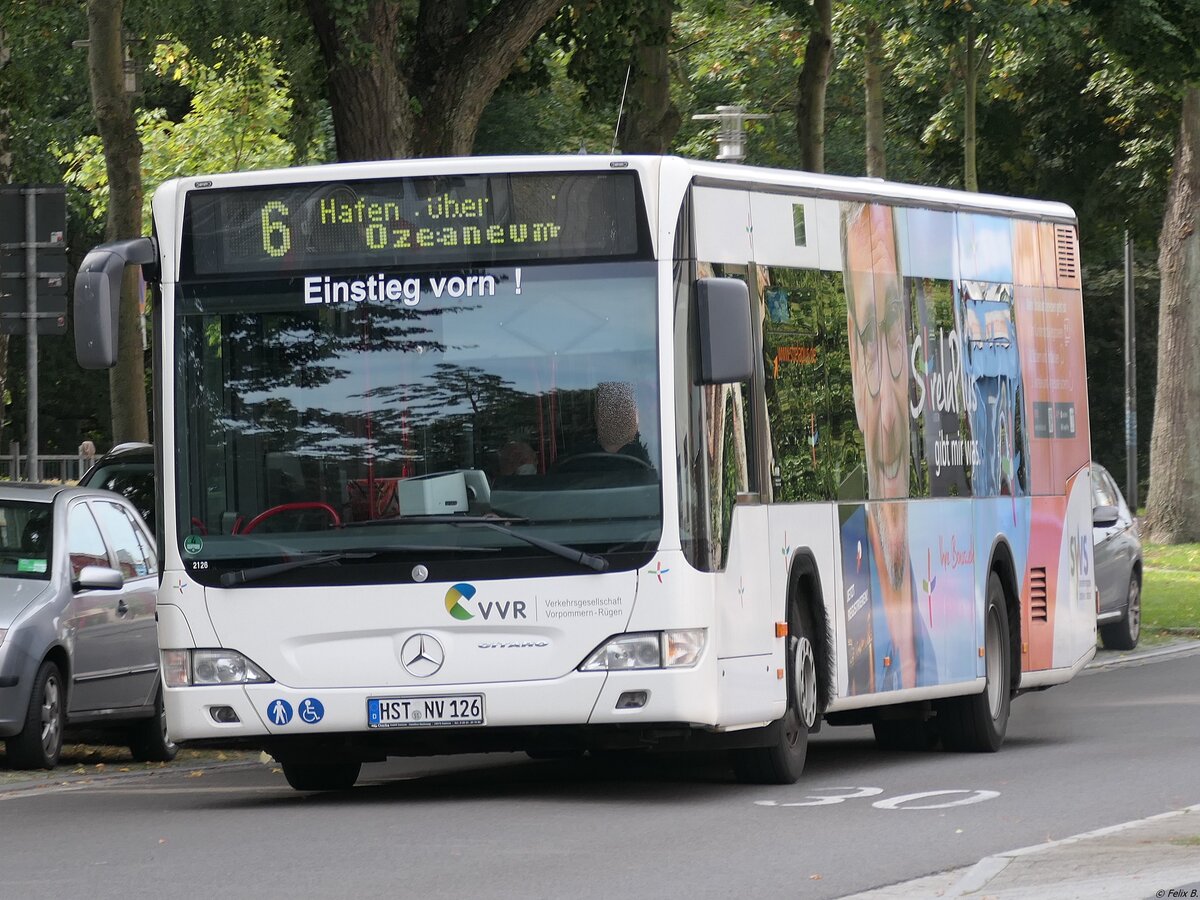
1068,531,1091,579
444,582,527,621
1068,528,1093,605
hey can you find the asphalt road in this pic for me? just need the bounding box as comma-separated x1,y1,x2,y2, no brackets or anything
1,645,1197,900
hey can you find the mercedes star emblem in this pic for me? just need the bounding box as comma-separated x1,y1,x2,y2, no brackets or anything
400,633,445,678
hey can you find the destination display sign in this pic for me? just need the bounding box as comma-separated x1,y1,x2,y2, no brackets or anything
180,171,649,279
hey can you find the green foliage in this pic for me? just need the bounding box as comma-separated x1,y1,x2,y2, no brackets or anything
1075,0,1200,90
0,0,1184,481
0,1,92,185
762,268,858,502
57,35,308,230
475,44,615,153
553,0,676,107
672,1,806,166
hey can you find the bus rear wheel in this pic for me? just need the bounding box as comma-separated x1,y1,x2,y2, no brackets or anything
733,601,818,785
937,572,1011,752
280,759,361,792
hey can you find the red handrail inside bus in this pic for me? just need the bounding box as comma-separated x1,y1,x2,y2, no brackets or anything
237,502,342,534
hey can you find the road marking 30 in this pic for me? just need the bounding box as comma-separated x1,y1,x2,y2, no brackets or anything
755,787,999,809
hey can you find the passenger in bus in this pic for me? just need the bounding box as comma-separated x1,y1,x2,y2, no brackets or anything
841,201,936,692
498,441,537,476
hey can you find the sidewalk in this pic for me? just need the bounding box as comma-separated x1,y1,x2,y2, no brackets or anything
847,639,1200,900
849,804,1200,899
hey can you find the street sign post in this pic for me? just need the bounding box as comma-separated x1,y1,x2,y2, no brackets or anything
0,185,68,480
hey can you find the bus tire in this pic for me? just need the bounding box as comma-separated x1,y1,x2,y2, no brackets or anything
937,572,1011,752
280,759,361,791
732,600,818,785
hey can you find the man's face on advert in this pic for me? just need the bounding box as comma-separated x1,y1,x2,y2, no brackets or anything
846,204,910,591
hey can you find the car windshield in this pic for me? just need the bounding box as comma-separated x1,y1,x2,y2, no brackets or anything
0,500,53,580
174,260,662,583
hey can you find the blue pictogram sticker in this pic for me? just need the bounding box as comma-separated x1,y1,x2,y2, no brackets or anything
298,697,324,724
268,699,293,726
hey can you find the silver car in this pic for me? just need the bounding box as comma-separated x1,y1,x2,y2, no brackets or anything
1092,464,1143,651
0,483,175,768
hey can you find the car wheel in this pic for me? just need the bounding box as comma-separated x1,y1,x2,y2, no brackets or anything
129,685,178,762
732,600,818,785
1100,572,1141,651
937,572,1011,753
7,660,65,769
281,759,361,791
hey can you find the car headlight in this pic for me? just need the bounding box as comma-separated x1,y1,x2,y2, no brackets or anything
579,629,706,671
162,649,274,687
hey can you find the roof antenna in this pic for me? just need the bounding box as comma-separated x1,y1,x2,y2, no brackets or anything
611,65,632,155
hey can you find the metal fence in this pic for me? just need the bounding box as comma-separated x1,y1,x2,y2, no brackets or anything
0,451,93,483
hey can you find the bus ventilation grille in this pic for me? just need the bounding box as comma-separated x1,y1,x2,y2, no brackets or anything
1030,567,1049,621
1054,225,1078,283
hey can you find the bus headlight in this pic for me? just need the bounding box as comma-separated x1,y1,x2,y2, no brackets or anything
578,629,706,671
162,649,274,687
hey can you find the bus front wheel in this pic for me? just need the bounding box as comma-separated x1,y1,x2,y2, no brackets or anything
732,601,818,785
280,759,361,791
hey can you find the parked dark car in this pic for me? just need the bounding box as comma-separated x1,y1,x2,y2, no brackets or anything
1092,464,1142,651
79,442,155,534
0,482,175,768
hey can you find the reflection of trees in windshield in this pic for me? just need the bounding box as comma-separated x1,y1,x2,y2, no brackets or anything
362,363,531,472
183,298,613,480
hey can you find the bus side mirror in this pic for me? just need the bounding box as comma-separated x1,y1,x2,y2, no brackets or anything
74,237,156,370
695,277,753,384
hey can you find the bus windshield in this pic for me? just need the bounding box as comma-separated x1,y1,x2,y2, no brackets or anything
173,260,662,584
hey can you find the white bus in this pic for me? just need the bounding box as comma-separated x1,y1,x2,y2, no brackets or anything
74,155,1096,790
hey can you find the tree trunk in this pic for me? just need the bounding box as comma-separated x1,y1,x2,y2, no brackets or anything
411,0,565,156
863,17,886,179
796,0,833,173
617,0,679,153
86,0,148,444
306,0,411,160
306,0,564,160
963,19,978,192
1145,86,1200,544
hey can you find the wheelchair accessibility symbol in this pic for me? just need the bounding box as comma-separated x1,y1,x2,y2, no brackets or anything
299,697,324,724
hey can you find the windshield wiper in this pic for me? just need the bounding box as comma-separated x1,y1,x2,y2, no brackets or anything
220,551,375,587
342,515,610,572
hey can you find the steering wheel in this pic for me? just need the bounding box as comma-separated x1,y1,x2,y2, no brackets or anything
552,452,654,473
238,502,342,534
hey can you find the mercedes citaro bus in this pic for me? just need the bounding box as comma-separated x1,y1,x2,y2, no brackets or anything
73,155,1096,790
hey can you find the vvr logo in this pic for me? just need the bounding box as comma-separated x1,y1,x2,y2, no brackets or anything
444,582,527,621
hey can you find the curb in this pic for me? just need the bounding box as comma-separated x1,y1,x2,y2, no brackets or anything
1087,638,1200,671
0,757,267,799
945,804,1200,897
